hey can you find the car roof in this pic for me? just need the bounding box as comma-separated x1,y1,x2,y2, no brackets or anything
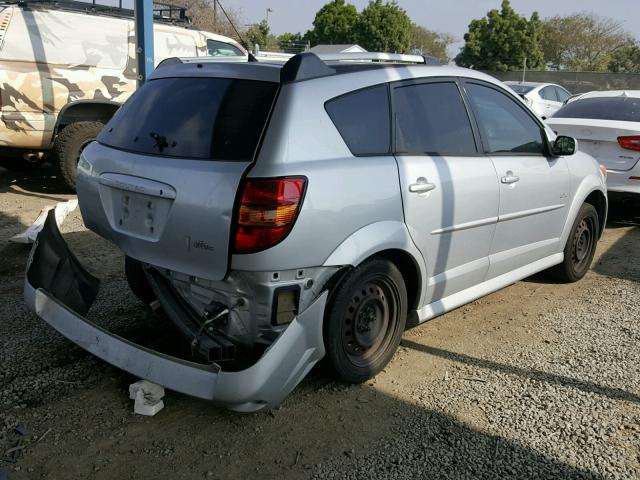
571,90,640,100
505,81,547,87
153,56,506,90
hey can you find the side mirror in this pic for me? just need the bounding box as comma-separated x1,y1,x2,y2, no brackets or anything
552,135,577,156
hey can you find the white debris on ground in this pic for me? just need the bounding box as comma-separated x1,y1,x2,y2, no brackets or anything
129,380,165,416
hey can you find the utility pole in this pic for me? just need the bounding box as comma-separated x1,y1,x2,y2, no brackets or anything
213,0,217,24
266,7,272,25
522,57,527,83
134,0,154,88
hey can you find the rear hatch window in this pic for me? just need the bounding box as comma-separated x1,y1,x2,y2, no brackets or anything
553,96,640,122
98,77,279,160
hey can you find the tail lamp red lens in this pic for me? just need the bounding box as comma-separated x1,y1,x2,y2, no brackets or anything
233,177,307,253
617,135,640,152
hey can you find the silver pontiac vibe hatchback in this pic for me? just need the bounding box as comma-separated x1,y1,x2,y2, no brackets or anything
25,52,607,412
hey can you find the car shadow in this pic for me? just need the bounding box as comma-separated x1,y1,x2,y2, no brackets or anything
402,340,640,405
592,199,640,282
0,163,72,199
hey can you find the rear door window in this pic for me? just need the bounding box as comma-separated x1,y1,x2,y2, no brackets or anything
553,96,640,122
325,85,391,156
99,77,278,160
466,83,545,155
539,86,558,102
393,82,477,155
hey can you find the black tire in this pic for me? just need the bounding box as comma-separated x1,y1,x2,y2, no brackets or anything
550,203,599,282
53,121,103,190
324,258,407,384
125,256,156,306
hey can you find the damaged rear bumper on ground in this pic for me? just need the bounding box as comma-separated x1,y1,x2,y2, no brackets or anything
23,211,328,413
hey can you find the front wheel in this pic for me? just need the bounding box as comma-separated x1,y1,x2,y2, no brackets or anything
550,203,599,282
324,258,407,384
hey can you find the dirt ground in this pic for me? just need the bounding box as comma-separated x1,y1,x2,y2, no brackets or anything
0,165,638,480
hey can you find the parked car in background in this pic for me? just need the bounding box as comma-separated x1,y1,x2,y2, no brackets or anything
505,81,571,119
25,52,607,412
0,1,245,189
547,91,640,197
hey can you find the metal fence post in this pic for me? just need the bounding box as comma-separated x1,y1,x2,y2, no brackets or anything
134,0,154,88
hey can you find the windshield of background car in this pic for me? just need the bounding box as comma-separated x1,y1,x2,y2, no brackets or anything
98,77,278,160
553,96,640,122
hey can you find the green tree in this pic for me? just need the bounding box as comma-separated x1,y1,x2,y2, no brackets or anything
277,32,306,52
305,0,358,46
455,0,544,71
542,14,633,71
353,0,412,53
410,25,455,62
245,20,271,50
608,41,640,73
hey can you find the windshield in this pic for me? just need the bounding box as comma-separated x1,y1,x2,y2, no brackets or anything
98,77,278,160
507,84,535,95
207,39,244,57
553,96,640,122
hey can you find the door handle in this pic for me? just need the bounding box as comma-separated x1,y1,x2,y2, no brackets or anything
501,171,520,184
409,177,436,193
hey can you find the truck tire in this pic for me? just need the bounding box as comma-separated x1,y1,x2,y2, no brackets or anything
324,258,407,384
54,121,103,190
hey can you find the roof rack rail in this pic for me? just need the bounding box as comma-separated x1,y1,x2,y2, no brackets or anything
7,0,190,23
156,51,439,83
314,52,427,64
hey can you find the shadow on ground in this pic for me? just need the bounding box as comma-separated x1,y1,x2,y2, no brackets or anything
0,164,71,200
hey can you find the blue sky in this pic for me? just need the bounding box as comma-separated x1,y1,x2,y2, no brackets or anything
224,0,640,54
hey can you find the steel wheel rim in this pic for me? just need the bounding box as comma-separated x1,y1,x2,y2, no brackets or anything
572,217,595,270
342,275,400,368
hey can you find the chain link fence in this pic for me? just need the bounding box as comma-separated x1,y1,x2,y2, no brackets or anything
486,71,640,95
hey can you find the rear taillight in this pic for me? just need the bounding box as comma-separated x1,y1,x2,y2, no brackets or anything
233,177,307,253
617,135,640,152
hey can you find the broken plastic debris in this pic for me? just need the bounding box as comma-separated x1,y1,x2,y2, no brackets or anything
129,380,165,417
9,199,78,244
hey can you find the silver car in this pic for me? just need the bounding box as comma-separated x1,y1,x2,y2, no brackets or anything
25,52,607,412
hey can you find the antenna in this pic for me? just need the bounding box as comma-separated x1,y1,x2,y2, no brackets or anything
214,0,250,52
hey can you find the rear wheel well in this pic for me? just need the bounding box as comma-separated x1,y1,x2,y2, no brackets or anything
373,249,421,313
584,190,607,237
55,102,119,134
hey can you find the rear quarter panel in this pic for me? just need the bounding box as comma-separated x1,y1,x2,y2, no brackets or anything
231,79,406,273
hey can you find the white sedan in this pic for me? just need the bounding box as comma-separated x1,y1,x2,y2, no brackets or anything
505,81,571,118
547,90,640,196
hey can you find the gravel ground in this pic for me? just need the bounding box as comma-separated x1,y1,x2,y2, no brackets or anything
311,275,640,479
0,165,639,479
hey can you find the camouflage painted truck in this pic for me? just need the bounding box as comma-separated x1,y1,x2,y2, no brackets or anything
0,0,245,189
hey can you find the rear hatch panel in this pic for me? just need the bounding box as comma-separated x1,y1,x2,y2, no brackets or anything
78,142,250,281
77,72,280,281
